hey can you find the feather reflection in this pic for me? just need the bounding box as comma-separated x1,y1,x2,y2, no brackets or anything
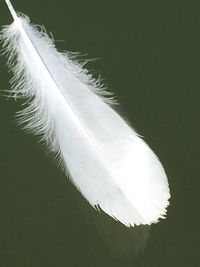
94,211,150,265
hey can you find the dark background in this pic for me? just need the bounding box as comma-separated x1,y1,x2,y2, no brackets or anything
0,0,199,266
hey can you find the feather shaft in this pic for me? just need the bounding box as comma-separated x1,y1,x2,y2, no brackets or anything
10,13,116,183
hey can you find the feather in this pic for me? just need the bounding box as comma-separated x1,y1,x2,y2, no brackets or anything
1,0,170,227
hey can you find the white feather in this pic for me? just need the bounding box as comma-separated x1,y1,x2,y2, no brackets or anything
1,0,170,226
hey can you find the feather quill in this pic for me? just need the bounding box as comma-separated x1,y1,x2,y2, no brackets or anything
1,0,170,226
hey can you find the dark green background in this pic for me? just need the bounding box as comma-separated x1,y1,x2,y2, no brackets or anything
0,0,199,266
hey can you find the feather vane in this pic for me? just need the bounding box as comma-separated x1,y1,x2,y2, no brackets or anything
1,0,170,226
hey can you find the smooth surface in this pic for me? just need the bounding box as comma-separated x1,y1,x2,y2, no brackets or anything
0,0,199,266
